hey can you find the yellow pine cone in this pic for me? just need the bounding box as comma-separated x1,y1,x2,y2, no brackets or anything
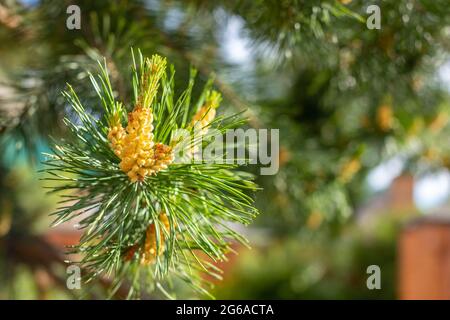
307,211,324,230
141,212,171,265
339,158,361,183
106,54,173,182
108,107,174,182
108,124,126,158
429,112,449,133
190,90,221,135
191,107,216,135
423,148,438,161
119,107,155,182
376,104,393,132
183,90,222,157
150,143,175,173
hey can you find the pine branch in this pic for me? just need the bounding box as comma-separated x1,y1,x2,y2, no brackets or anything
43,49,260,298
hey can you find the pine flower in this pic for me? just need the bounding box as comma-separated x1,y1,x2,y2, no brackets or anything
141,212,170,265
107,55,174,182
108,109,174,181
107,112,127,158
183,90,222,157
119,107,156,182
338,157,361,183
190,90,222,135
107,125,126,158
376,104,393,132
306,210,324,230
150,143,174,173
429,111,449,133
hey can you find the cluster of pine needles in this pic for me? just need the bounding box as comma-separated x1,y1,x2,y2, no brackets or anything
42,50,259,299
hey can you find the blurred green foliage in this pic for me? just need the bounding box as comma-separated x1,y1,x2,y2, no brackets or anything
214,214,409,299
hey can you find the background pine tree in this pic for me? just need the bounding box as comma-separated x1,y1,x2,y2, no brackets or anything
0,0,449,299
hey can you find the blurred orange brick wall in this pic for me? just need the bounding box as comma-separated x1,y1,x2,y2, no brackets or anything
398,221,450,299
